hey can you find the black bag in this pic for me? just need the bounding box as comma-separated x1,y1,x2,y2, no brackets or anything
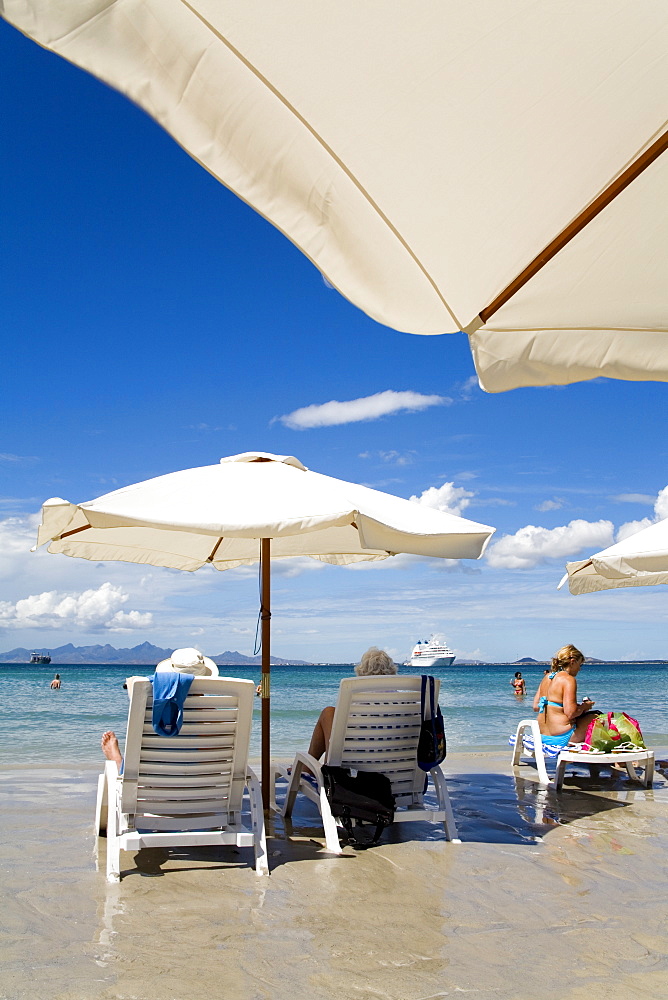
321,764,395,847
417,675,446,771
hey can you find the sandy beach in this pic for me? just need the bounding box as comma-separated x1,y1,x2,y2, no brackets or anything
2,752,668,1000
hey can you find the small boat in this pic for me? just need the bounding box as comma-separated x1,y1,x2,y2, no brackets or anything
30,651,52,664
406,637,456,668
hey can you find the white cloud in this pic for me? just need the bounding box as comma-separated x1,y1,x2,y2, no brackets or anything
485,519,614,570
535,498,564,512
616,517,654,543
616,485,668,541
359,449,417,466
481,497,516,507
277,390,450,429
0,453,37,464
483,485,668,572
409,482,474,516
0,582,153,631
229,556,326,580
655,486,668,520
458,376,480,400
107,610,154,632
0,515,40,569
611,493,656,505
378,450,416,466
342,551,476,574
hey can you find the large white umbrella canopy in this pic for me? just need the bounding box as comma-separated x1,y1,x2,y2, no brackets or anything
560,517,668,595
35,451,495,801
4,1,668,392
36,452,495,565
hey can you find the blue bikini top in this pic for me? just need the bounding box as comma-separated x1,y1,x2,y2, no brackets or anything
537,672,564,714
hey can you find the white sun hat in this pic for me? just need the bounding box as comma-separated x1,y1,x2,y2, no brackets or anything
155,647,219,677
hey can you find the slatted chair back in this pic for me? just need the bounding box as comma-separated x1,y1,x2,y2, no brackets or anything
327,675,435,805
120,676,255,831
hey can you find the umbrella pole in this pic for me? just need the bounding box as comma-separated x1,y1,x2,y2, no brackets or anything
260,537,271,808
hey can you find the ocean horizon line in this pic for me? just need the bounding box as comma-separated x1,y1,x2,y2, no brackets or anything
3,658,668,667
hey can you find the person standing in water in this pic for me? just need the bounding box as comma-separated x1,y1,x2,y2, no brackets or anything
50,674,61,690
510,671,526,696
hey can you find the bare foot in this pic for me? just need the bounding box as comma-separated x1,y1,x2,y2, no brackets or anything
101,731,123,766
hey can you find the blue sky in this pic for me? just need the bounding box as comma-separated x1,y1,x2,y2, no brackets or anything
2,19,667,664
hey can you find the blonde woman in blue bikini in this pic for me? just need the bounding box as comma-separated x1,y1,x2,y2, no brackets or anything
532,644,600,747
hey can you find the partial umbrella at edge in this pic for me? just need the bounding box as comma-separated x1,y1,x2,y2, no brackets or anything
34,452,496,804
3,2,668,392
560,517,668,595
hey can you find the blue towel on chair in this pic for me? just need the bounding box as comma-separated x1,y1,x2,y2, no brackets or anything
508,733,563,759
150,672,194,736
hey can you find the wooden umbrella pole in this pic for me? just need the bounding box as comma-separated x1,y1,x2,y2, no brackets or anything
260,537,271,809
478,128,668,325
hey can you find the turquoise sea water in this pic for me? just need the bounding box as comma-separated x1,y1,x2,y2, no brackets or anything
2,661,668,764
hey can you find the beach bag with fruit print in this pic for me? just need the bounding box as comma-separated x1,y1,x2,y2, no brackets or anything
583,711,645,752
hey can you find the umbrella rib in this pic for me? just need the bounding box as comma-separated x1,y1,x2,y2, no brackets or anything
478,127,668,325
178,0,463,332
206,537,224,562
59,524,92,540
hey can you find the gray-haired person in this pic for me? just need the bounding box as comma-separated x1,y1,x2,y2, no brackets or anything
306,647,398,761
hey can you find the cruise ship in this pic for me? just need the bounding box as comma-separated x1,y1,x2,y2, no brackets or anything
406,636,456,668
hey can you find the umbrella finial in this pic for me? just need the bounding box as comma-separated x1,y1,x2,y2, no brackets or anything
220,452,307,471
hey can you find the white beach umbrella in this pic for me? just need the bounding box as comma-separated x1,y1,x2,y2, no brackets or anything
560,517,668,595
35,451,495,801
4,2,668,392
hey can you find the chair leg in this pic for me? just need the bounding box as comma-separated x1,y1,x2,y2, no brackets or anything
511,721,527,766
319,786,343,854
94,771,108,835
645,753,654,788
554,758,566,791
281,760,304,819
430,766,461,843
512,720,549,784
105,795,120,883
624,760,638,782
268,763,287,814
246,766,269,876
281,752,320,819
627,754,654,788
524,721,551,785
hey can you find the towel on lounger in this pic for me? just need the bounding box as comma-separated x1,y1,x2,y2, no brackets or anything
508,733,564,759
150,672,194,736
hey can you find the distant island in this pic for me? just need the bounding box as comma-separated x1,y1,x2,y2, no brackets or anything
1,644,665,667
0,641,312,666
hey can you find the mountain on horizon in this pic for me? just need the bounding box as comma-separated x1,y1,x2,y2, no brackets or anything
0,641,312,666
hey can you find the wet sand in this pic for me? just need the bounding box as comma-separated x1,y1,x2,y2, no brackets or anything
2,752,668,1000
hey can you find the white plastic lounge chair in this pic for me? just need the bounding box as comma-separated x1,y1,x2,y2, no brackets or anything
511,718,654,790
271,675,460,852
95,676,268,881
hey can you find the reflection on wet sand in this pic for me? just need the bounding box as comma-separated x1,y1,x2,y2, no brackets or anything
2,753,668,999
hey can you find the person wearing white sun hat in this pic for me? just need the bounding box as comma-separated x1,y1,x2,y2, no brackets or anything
101,647,219,765
154,647,219,677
